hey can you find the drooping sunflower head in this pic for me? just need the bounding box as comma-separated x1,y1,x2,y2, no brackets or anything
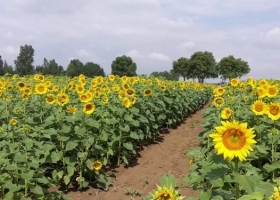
266,103,280,121
35,83,48,95
130,96,137,105
56,93,70,106
122,97,132,108
230,78,239,87
143,89,152,97
221,107,233,120
251,100,266,116
45,94,56,105
102,96,109,105
213,97,225,107
209,120,256,162
256,87,266,98
82,102,95,114
67,106,77,114
214,87,225,96
92,161,102,171
266,85,279,98
9,118,18,126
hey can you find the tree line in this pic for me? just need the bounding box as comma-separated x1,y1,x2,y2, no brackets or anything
0,44,250,81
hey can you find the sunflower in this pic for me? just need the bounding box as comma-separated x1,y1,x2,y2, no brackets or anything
125,88,135,96
161,85,167,91
131,96,137,105
221,108,233,120
143,89,152,97
82,102,95,114
21,94,30,101
79,93,89,103
251,100,266,115
122,83,130,90
102,96,109,105
17,82,26,89
213,97,225,107
209,120,256,161
9,118,18,126
122,97,132,108
257,87,266,98
266,85,279,98
37,74,45,81
121,76,128,83
35,83,48,95
270,185,280,200
56,93,70,106
6,85,13,91
76,84,84,94
150,185,184,200
108,74,115,81
214,87,225,96
67,106,77,114
22,87,32,95
266,103,280,121
92,161,102,171
112,84,120,92
230,78,239,87
45,94,56,105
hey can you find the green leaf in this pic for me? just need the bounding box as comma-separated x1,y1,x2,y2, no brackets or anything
130,132,139,140
237,192,264,200
255,181,274,198
263,161,280,172
85,118,100,129
51,151,63,163
210,178,224,187
31,185,44,195
198,189,211,200
3,192,15,200
123,142,133,151
205,167,228,180
120,125,130,132
3,180,22,192
21,170,34,181
65,141,77,151
64,175,71,185
234,174,260,194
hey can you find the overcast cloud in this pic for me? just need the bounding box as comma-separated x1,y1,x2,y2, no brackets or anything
1,0,280,80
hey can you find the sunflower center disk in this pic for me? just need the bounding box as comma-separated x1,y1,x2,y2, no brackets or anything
223,129,245,150
270,106,279,116
255,105,263,112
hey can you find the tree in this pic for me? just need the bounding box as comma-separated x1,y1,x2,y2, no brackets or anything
188,51,218,83
111,55,137,77
0,55,4,76
14,44,35,76
83,62,105,77
172,57,193,81
217,55,250,80
66,59,84,77
35,58,64,75
3,60,14,75
150,70,179,81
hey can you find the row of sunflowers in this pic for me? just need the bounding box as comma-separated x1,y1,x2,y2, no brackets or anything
185,77,280,200
0,74,212,199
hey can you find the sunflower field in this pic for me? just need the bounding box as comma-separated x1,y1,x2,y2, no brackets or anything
185,77,280,200
0,74,212,199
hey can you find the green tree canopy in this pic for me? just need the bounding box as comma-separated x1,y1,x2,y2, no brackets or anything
111,55,137,77
14,44,35,76
188,51,218,83
172,57,194,81
66,59,84,77
3,60,14,75
150,70,179,81
217,55,250,80
35,58,64,75
84,62,106,77
0,55,4,76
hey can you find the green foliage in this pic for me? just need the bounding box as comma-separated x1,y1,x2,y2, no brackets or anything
66,59,84,77
188,51,218,83
216,55,250,80
150,70,179,81
14,44,35,76
111,55,137,77
36,58,64,76
172,57,194,81
66,59,105,77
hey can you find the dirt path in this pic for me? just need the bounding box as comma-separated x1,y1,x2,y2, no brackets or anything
68,103,209,200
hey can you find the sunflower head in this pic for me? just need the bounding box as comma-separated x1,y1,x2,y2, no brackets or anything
213,97,225,107
144,89,152,97
45,94,56,105
209,120,256,162
92,161,102,171
67,106,77,114
108,74,115,81
79,93,89,103
122,97,132,108
251,100,266,116
221,107,233,120
82,102,95,114
230,78,239,87
9,118,18,126
150,185,184,200
56,93,70,106
271,185,280,200
266,103,280,121
266,85,279,98
35,83,48,95
214,87,225,96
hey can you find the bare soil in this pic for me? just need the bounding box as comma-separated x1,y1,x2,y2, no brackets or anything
67,103,209,200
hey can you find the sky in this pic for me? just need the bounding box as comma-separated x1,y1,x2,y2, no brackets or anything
1,0,280,81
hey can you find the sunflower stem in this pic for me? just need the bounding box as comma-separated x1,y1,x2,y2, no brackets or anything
234,160,240,200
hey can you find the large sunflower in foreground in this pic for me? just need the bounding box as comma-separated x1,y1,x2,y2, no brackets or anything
270,185,280,200
209,120,256,162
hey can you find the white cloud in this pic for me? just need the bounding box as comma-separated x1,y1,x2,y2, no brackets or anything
4,45,19,55
127,50,142,58
176,41,196,50
4,31,13,38
265,27,280,43
148,52,170,61
76,49,91,58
